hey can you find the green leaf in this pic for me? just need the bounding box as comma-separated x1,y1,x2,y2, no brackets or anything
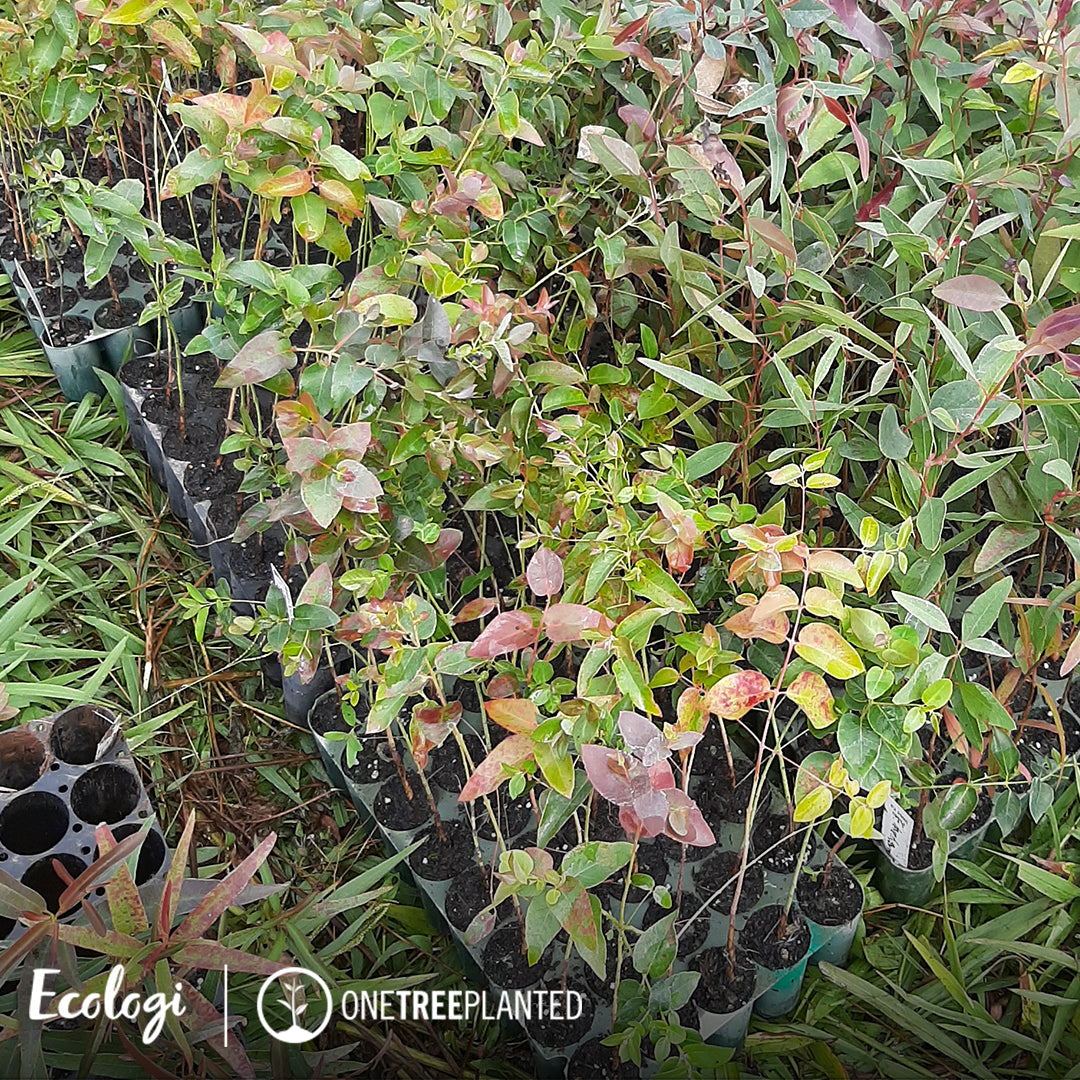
916,497,946,550
962,576,1013,644
878,404,912,461
630,561,695,613
893,591,953,635
291,192,326,242
533,739,574,798
973,524,1040,574
638,358,731,402
685,442,736,481
795,623,865,679
937,782,978,830
633,911,677,978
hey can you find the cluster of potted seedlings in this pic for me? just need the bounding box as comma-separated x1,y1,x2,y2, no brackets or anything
0,704,168,935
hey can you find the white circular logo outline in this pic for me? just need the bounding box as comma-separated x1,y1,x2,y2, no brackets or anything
256,967,332,1043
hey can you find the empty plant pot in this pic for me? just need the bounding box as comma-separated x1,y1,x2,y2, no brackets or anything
0,729,46,790
22,853,87,914
743,904,812,1018
70,763,142,825
797,863,864,966
0,791,69,854
49,705,116,765
690,945,757,1048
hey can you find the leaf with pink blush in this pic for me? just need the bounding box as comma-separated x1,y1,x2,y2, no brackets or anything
822,0,893,59
283,436,329,475
618,711,667,765
456,597,497,624
526,546,564,597
663,790,715,847
581,744,635,804
786,670,836,730
484,698,539,734
542,603,602,642
467,611,537,659
458,733,535,801
618,103,656,139
703,670,772,719
932,274,1010,313
328,421,371,457
1032,305,1080,352
297,561,333,608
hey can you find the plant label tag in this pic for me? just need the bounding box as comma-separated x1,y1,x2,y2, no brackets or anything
881,796,914,869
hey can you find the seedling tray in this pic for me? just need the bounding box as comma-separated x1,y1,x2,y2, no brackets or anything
0,703,170,940
306,693,862,1075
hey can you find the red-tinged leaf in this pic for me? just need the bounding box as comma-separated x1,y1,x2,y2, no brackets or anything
808,549,865,589
467,611,537,659
787,671,836,730
318,178,361,221
328,421,371,457
724,605,790,644
0,920,51,985
968,59,995,89
932,274,1010,312
1032,305,1080,352
747,216,797,262
822,0,893,58
1061,634,1080,677
1063,353,1080,377
430,528,462,567
486,672,520,698
158,810,195,939
464,906,497,947
172,941,293,977
856,169,901,221
526,547,564,597
456,597,497,623
54,925,143,956
175,978,255,1080
850,121,870,182
174,832,277,942
57,829,145,915
458,733,535,801
297,562,333,608
702,670,772,720
564,888,606,979
283,436,329,474
580,744,635,804
795,623,866,679
663,790,715,846
542,603,604,642
484,698,539,734
612,14,649,45
98,825,148,936
618,103,656,139
217,329,296,388
333,458,383,506
253,168,312,198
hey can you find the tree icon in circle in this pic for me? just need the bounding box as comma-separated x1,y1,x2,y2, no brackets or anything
256,967,332,1043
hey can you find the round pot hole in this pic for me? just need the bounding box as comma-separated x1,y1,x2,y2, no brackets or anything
0,791,69,855
0,729,46,789
70,764,141,825
22,853,87,915
95,825,167,886
50,706,115,765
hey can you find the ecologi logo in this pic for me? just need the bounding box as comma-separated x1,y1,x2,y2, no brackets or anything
256,967,333,1043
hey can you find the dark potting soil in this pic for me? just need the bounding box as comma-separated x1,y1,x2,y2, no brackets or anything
118,351,169,391
475,793,534,843
796,863,863,927
695,850,764,913
94,297,143,330
162,421,227,463
547,818,581,859
582,947,637,1004
753,812,814,874
444,864,492,932
309,694,349,736
346,737,409,787
445,510,519,597
481,923,547,990
525,970,596,1050
689,945,756,1014
428,729,486,794
674,892,709,956
184,457,241,501
83,265,129,300
372,776,432,832
408,819,477,881
742,904,811,971
206,496,240,540
229,527,287,581
905,833,934,871
589,799,626,843
567,1037,638,1079
47,315,91,347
